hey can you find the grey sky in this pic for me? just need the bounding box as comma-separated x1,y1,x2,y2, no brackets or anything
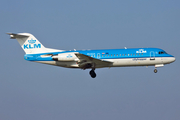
0,0,180,120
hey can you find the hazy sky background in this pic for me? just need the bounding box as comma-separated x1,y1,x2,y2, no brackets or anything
0,0,180,120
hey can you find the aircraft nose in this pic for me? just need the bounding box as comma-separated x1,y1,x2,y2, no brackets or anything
173,57,176,62
170,57,176,63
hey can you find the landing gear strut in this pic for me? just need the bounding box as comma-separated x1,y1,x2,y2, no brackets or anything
89,69,96,78
154,69,157,73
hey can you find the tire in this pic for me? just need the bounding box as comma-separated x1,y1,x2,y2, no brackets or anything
89,70,96,78
154,69,157,73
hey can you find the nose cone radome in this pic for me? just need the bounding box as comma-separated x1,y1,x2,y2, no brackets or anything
170,57,176,63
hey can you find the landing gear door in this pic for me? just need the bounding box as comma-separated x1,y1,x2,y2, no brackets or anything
150,51,155,60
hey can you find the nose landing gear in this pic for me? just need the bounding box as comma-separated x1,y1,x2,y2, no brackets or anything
154,69,157,73
89,69,96,78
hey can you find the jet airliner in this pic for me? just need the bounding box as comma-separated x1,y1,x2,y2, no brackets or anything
7,33,175,78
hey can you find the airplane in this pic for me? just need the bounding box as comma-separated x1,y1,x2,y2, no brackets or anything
7,33,175,78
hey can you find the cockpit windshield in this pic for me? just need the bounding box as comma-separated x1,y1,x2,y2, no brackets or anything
159,51,167,54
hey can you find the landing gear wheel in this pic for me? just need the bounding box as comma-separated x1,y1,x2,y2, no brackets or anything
89,70,96,78
154,69,157,73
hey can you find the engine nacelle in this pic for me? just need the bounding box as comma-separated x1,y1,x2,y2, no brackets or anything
52,52,78,61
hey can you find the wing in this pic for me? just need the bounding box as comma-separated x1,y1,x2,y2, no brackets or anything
75,53,112,69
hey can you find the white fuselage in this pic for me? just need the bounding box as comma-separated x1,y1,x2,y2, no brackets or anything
36,56,175,69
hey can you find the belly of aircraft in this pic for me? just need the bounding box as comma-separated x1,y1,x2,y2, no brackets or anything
34,57,172,68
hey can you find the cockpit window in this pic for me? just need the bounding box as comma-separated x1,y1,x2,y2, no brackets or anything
159,51,167,54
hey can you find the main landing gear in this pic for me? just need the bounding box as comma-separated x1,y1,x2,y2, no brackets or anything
89,69,96,78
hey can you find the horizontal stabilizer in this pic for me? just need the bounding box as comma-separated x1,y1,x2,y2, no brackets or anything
6,33,29,39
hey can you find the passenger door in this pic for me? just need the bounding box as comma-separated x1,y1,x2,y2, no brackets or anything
150,51,155,60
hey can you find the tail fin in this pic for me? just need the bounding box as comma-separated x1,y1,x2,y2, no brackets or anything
7,33,63,54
